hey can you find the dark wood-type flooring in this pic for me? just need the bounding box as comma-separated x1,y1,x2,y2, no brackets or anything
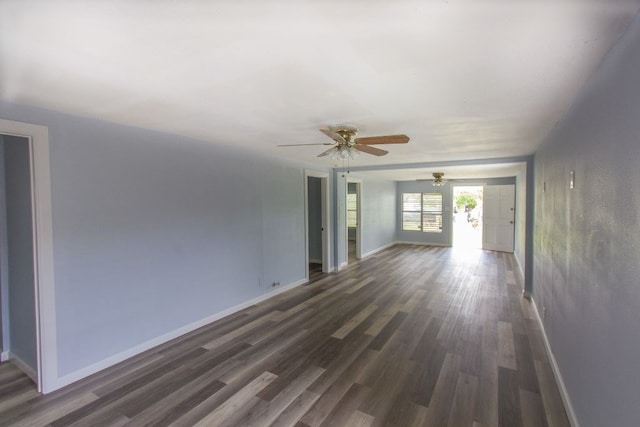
0,245,569,426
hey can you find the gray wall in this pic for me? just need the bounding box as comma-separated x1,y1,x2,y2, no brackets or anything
334,173,397,266
2,135,37,370
396,177,516,246
360,179,396,255
307,177,322,263
533,12,640,427
0,101,308,378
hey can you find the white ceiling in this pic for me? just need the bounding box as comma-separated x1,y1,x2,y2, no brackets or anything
1,0,639,179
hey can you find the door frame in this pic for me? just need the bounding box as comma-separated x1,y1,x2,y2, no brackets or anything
304,170,330,278
345,178,362,263
0,119,56,393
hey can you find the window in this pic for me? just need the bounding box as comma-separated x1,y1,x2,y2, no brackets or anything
402,192,443,232
347,193,357,227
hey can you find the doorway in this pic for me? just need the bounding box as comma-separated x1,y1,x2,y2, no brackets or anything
305,171,330,280
346,180,361,263
0,119,56,393
0,134,38,384
452,185,483,249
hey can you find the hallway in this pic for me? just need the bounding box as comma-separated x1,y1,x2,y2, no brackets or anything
0,245,568,426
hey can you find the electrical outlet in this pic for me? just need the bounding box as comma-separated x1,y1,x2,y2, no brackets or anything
272,282,281,288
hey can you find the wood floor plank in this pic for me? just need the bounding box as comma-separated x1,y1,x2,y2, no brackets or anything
269,390,321,427
520,389,549,427
423,352,461,426
447,373,479,427
345,410,375,427
242,365,325,427
11,392,99,427
365,302,404,336
0,245,570,427
0,386,39,414
498,366,523,427
497,321,517,370
300,349,378,426
344,277,375,295
475,350,499,427
125,377,226,426
534,360,571,427
357,348,414,423
319,382,371,427
202,313,276,350
191,371,278,427
331,303,378,339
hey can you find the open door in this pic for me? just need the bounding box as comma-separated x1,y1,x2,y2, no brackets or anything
483,184,515,252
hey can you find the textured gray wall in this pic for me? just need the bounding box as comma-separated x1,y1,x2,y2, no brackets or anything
3,135,37,370
533,12,640,427
0,101,309,377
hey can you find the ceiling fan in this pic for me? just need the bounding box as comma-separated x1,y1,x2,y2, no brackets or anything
417,172,450,186
278,125,409,159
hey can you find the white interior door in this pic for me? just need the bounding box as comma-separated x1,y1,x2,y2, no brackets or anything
483,184,515,252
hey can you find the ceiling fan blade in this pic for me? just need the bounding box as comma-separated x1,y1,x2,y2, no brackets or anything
318,147,337,157
354,134,409,145
320,128,347,144
354,144,388,156
277,142,333,147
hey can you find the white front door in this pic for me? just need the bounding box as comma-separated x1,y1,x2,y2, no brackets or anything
482,185,515,252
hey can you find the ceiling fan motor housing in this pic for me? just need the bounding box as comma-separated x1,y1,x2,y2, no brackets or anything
332,125,358,147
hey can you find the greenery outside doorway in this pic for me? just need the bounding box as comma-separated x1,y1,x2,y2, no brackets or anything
452,186,483,249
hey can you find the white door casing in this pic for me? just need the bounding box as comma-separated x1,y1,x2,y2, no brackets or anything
0,118,57,393
304,170,330,276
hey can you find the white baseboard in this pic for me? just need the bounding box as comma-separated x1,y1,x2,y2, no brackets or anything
394,240,449,247
336,262,348,271
8,352,37,383
1,350,9,362
339,242,402,270
531,299,580,427
53,277,308,392
360,242,396,259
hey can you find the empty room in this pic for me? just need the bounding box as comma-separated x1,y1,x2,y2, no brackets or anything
1,1,640,426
